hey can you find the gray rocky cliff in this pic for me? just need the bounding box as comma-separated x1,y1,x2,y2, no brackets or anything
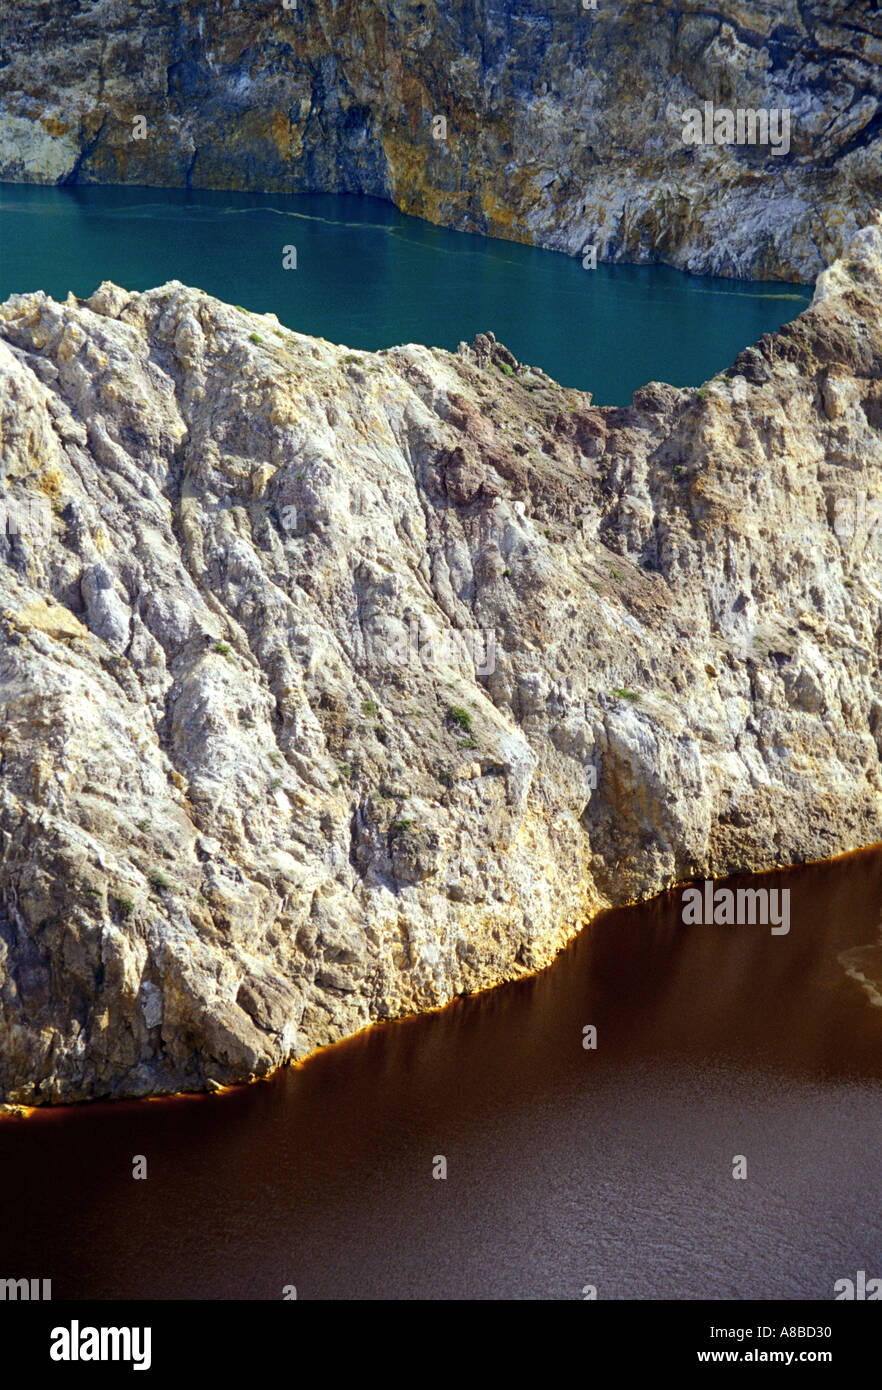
0,222,881,1105
0,0,880,280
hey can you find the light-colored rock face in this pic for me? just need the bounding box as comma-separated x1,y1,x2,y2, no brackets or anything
1,222,881,1106
0,1,879,281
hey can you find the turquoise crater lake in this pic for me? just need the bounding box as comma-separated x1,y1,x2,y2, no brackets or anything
0,185,811,406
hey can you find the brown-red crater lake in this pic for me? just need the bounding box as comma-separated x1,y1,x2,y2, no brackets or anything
1,847,880,1300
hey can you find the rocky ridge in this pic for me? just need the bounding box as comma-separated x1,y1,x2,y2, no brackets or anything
0,0,880,280
0,221,881,1104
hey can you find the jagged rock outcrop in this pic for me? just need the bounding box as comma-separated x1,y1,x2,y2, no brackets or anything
0,222,881,1105
0,0,880,281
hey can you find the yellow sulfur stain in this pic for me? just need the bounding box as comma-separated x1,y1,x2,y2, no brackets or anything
12,598,88,641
